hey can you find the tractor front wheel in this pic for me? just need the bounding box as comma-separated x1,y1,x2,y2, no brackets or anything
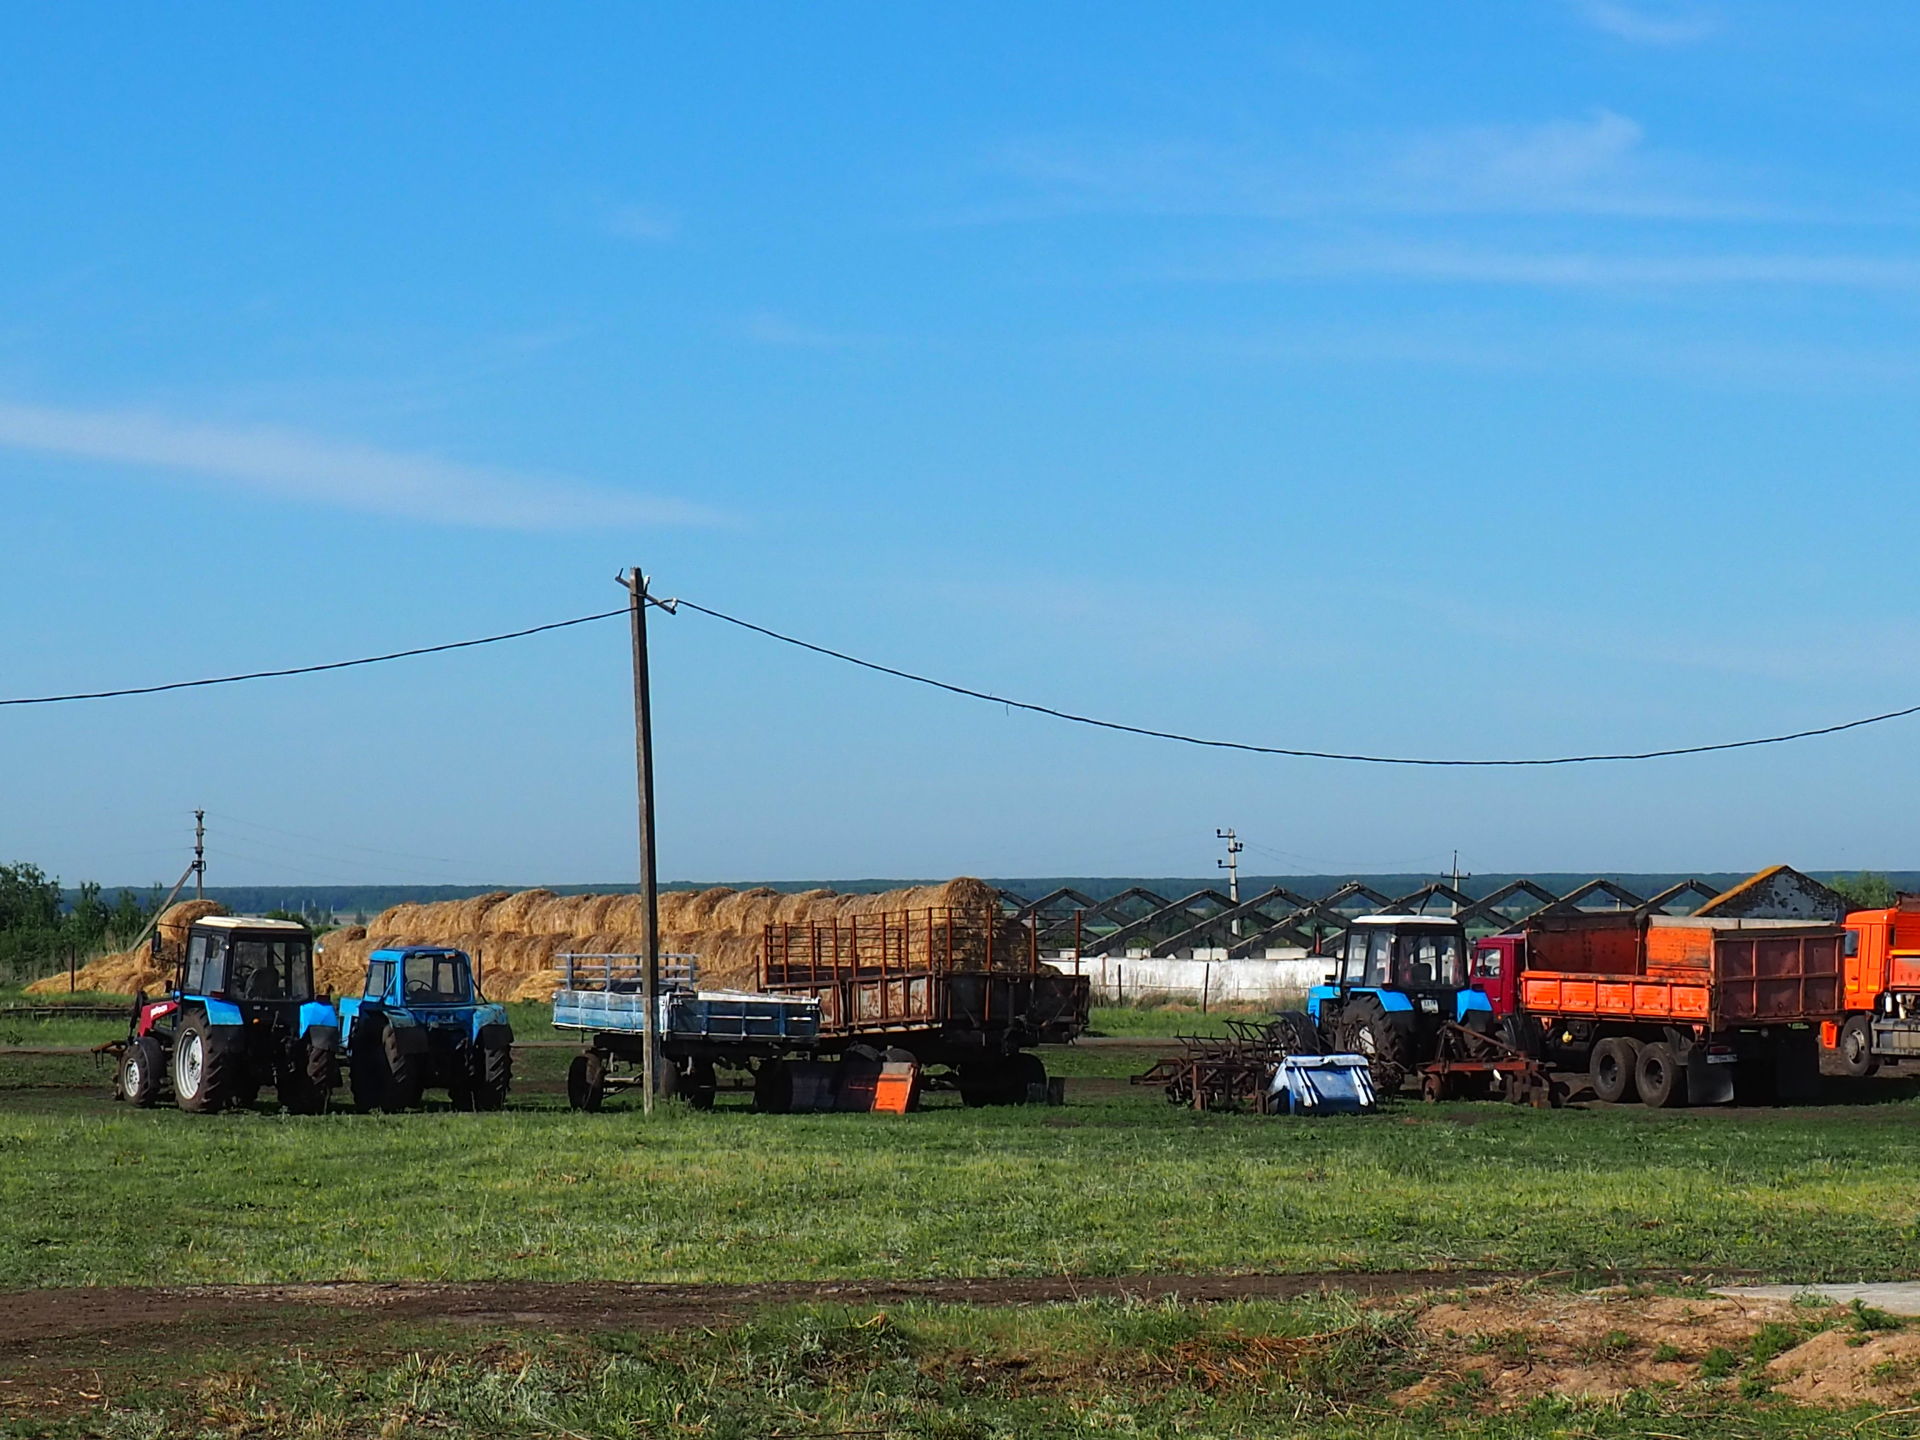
172,1013,232,1113
1335,995,1409,1096
119,1036,165,1107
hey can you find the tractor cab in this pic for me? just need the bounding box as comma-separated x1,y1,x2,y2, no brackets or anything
1307,914,1492,1089
170,916,319,1010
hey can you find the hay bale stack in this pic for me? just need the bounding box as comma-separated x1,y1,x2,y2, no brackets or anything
341,878,1010,1004
26,899,230,996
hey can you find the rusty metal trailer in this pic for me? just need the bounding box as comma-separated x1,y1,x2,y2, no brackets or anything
1514,913,1843,1107
758,906,1090,1106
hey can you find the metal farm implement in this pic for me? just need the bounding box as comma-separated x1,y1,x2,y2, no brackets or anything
1132,1017,1312,1112
1417,1020,1566,1108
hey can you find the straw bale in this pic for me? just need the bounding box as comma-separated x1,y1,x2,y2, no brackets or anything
523,894,591,936
573,893,623,934
28,899,232,996
482,889,556,934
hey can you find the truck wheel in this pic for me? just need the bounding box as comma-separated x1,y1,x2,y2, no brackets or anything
567,1053,606,1112
1838,1016,1880,1078
1590,1037,1642,1104
381,1026,422,1111
119,1036,165,1108
1635,1041,1686,1108
1273,1011,1324,1056
1335,995,1409,1095
172,1013,232,1113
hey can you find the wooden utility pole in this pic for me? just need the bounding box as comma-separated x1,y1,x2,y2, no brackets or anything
193,810,206,900
620,567,663,1114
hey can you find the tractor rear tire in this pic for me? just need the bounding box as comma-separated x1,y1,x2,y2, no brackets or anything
350,1043,389,1112
466,1043,512,1112
172,1012,232,1113
1590,1037,1642,1104
1273,1010,1324,1057
1335,995,1409,1096
1838,1015,1880,1078
278,1037,333,1115
381,1025,423,1111
567,1053,606,1112
1635,1041,1686,1108
119,1036,165,1108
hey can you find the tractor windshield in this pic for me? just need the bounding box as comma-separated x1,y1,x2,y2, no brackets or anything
402,952,472,1004
226,936,314,1002
1397,932,1466,989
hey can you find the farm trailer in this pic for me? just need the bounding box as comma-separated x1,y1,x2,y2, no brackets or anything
1504,912,1843,1107
757,905,1091,1107
554,954,822,1110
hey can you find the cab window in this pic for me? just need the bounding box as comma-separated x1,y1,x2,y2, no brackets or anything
365,960,394,999
184,934,209,992
1474,945,1502,979
402,952,471,1004
1366,930,1393,987
1845,930,1860,958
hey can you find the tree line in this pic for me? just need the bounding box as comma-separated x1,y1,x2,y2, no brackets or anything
0,862,157,986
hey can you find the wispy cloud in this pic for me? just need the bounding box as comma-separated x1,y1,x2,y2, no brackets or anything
607,202,680,242
0,399,721,530
1572,0,1720,47
1189,241,1920,291
970,110,1752,224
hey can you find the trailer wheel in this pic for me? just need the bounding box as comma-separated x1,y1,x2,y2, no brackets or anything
1590,1037,1642,1104
1838,1016,1880,1078
679,1058,717,1110
119,1036,165,1108
1635,1041,1685,1108
751,1058,792,1114
172,1012,231,1113
1009,1052,1048,1104
567,1053,606,1112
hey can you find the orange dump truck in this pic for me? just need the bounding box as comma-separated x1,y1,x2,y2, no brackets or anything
1514,912,1843,1107
1828,898,1920,1076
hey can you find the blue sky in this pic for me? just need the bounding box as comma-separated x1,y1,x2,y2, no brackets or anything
5,1,1920,888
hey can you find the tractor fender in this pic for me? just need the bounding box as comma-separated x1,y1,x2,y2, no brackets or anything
135,999,177,1037
1356,988,1415,1014
299,1001,341,1040
1455,989,1494,1023
201,998,245,1027
475,1021,513,1051
1305,984,1339,1021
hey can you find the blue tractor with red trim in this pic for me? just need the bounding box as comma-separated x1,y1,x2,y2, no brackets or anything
114,915,340,1113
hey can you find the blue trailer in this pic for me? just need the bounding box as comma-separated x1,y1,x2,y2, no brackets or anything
553,954,822,1110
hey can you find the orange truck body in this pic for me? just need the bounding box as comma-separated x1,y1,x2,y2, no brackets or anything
1518,914,1844,1031
1825,901,1920,1069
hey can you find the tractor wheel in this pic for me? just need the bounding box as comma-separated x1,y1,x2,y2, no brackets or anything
466,1043,512,1112
567,1053,606,1112
1590,1037,1642,1104
278,1036,333,1115
1635,1041,1686,1109
119,1036,165,1108
381,1025,423,1111
1273,1010,1324,1057
1838,1015,1880,1078
350,1042,390,1112
1335,995,1410,1096
1007,1052,1047,1105
231,1075,263,1110
171,1012,232,1113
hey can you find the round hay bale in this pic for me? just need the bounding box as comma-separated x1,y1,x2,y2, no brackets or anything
447,892,511,933
155,899,227,948
483,889,556,933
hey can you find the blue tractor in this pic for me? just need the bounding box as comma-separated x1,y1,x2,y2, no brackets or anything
117,915,339,1113
1306,914,1493,1093
338,946,513,1111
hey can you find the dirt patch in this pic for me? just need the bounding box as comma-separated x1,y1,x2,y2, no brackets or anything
1399,1283,1803,1404
1767,1323,1920,1406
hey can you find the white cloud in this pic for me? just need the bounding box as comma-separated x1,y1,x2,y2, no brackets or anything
0,399,721,530
607,203,679,242
1573,0,1720,46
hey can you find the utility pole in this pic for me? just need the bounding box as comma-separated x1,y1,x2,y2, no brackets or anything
193,810,206,900
1217,828,1243,938
1449,850,1470,917
620,566,663,1115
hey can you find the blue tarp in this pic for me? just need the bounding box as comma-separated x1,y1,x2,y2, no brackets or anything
1267,1053,1378,1115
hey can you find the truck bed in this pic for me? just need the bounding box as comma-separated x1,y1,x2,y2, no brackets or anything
1520,923,1842,1027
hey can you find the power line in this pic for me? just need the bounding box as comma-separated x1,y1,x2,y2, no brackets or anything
3,589,1918,767
208,811,457,866
0,608,626,707
666,597,1920,766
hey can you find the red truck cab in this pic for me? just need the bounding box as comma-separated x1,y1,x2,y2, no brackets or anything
1470,934,1524,1018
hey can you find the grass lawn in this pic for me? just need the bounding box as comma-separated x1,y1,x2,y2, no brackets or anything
5,1033,1920,1290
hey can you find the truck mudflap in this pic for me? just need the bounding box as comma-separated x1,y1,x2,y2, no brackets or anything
1684,1046,1736,1106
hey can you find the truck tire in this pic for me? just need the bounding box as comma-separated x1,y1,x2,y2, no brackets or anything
119,1036,165,1107
567,1053,606,1112
1635,1041,1685,1108
1335,995,1409,1095
1273,1011,1324,1057
1590,1037,1642,1104
381,1025,423,1111
172,1012,232,1113
1838,1015,1880,1078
